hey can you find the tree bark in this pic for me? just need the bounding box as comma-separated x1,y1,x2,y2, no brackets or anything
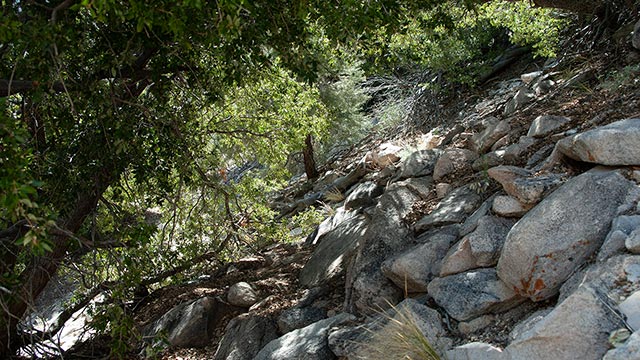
303,133,319,180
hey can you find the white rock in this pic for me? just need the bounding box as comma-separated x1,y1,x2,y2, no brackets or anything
492,195,530,218
506,287,621,360
527,115,571,138
556,118,640,166
433,148,479,182
619,291,640,331
497,170,634,301
521,71,543,84
227,282,259,307
446,342,506,360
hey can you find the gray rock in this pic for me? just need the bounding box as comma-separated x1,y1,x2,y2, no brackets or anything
603,330,640,360
327,324,368,358
492,195,531,218
460,195,496,237
414,185,483,233
277,307,327,334
305,207,359,246
398,149,442,179
633,19,640,50
508,308,553,342
145,297,241,348
255,313,355,360
627,228,640,254
345,181,427,314
344,181,383,210
619,291,640,331
433,148,479,182
473,151,506,171
559,255,640,306
503,88,535,116
435,182,452,199
428,268,522,321
214,314,278,360
300,214,369,287
555,118,640,166
440,216,515,276
381,227,459,292
446,342,506,360
526,115,571,138
502,136,538,163
471,119,512,154
497,170,635,301
599,230,631,262
228,282,259,307
505,287,623,360
488,165,564,205
401,176,434,199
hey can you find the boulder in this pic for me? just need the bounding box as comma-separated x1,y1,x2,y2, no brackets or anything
398,149,442,179
305,208,359,246
555,118,640,166
428,268,522,321
414,185,483,233
505,287,623,360
497,169,635,301
214,314,278,360
440,216,515,276
144,297,241,348
526,115,571,138
433,148,479,182
492,195,531,218
300,214,369,287
254,313,354,360
345,179,432,314
471,118,511,154
487,166,564,205
228,282,259,307
381,226,459,292
277,306,326,334
344,181,384,210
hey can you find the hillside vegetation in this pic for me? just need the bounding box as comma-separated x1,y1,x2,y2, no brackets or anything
1,0,640,358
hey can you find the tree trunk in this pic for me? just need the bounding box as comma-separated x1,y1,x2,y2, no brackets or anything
0,169,114,357
303,133,319,180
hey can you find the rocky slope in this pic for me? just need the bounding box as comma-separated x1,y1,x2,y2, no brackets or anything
62,24,640,360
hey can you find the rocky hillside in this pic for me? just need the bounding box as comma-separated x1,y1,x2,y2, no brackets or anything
61,22,640,360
